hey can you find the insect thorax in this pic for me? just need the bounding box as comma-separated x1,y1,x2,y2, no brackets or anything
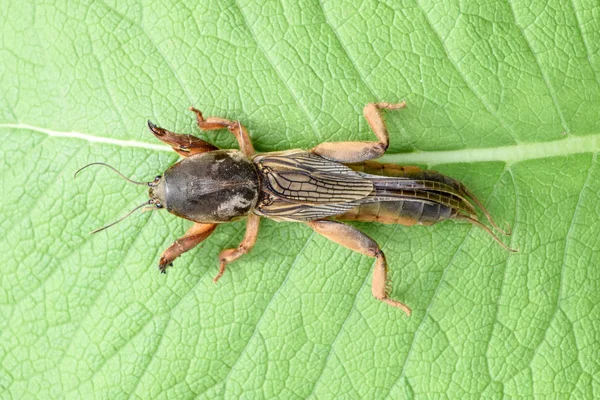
163,150,259,223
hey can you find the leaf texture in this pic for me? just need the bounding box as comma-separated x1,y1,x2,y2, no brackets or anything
1,0,599,398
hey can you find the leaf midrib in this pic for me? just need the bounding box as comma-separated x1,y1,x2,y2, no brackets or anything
1,123,599,165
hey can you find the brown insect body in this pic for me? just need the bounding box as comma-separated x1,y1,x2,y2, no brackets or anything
82,103,514,316
153,149,473,228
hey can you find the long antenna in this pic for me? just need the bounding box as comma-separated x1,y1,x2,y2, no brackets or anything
74,162,148,186
90,200,152,234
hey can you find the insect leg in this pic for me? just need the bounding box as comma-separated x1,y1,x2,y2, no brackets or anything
189,107,256,157
310,101,406,163
307,220,411,315
214,214,261,283
147,121,218,157
158,223,218,273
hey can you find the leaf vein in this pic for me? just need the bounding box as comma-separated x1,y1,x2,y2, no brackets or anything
306,225,401,398
527,152,595,369
231,0,322,142
317,0,414,147
505,0,571,134
385,173,508,397
413,0,519,144
197,231,316,397
4,124,600,165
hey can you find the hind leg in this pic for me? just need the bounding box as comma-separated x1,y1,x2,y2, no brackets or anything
307,220,411,315
310,102,405,163
213,214,261,283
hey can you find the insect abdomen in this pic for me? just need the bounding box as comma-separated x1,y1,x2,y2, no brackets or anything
334,161,473,226
333,199,455,226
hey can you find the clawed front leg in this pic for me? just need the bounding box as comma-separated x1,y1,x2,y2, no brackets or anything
159,223,218,273
147,121,218,157
213,214,261,283
189,107,256,157
311,101,406,163
307,220,411,315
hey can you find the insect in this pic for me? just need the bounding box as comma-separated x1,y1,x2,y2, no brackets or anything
77,102,515,315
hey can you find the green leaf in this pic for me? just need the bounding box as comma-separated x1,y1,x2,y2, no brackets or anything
2,0,599,398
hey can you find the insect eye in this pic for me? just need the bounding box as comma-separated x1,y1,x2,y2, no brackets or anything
155,202,163,209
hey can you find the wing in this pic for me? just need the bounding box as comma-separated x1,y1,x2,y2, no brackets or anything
364,177,477,217
254,151,374,221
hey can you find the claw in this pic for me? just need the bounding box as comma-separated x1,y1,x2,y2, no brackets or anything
189,106,204,120
147,120,165,136
159,259,173,274
213,261,225,283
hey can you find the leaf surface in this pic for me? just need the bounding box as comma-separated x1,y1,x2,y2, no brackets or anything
1,0,599,398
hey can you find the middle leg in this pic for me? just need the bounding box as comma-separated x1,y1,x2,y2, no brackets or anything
213,214,261,283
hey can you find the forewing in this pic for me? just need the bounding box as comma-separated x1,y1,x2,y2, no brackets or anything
254,151,374,221
257,151,374,204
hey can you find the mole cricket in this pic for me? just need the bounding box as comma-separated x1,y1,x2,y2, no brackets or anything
76,102,515,315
